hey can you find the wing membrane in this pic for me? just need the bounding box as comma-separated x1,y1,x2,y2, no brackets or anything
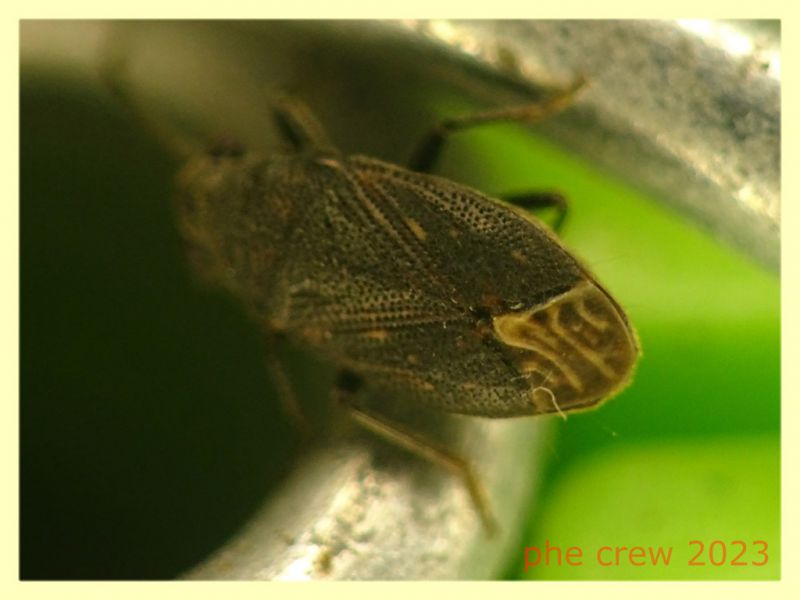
267,155,585,415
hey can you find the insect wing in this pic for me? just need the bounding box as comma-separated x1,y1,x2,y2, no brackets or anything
270,155,636,417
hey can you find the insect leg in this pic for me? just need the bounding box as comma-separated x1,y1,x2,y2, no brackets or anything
265,350,312,439
408,76,586,173
333,371,498,535
502,191,568,234
270,94,337,154
98,31,199,161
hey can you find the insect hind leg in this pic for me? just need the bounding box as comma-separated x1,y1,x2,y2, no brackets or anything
333,370,498,536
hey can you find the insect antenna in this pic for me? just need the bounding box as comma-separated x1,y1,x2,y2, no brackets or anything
98,32,200,162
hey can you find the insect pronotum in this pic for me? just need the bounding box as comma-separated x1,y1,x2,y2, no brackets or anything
103,55,639,534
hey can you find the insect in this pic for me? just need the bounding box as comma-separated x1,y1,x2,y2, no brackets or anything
103,59,639,534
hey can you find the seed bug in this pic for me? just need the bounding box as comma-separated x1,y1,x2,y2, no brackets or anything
102,58,639,534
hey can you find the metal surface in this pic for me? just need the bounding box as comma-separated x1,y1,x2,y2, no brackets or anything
21,19,780,580
394,19,780,270
188,418,550,580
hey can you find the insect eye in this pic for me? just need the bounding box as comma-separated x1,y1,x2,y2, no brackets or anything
207,133,245,158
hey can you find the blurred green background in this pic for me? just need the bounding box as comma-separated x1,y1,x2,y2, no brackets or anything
21,57,779,580
441,115,779,581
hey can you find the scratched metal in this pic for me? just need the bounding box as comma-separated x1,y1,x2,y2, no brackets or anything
21,19,779,580
394,20,780,270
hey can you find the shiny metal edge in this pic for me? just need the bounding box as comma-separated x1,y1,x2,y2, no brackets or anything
396,19,780,270
20,19,778,580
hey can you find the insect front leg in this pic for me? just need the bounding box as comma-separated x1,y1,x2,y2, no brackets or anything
408,76,586,174
98,31,198,161
333,370,498,536
270,93,337,154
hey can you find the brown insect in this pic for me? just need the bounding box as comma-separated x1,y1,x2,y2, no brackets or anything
104,60,639,533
